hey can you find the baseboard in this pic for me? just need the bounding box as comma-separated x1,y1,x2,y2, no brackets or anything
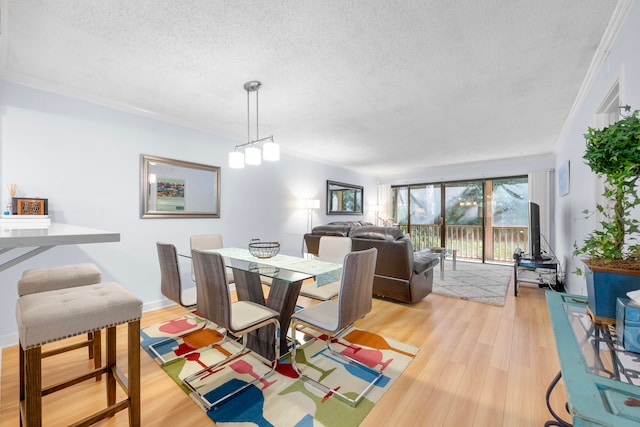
0,332,18,349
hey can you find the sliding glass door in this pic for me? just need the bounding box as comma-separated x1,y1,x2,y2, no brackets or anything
392,176,528,263
392,185,442,248
445,181,483,259
486,177,529,262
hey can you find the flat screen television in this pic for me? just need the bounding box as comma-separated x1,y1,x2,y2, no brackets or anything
528,201,543,260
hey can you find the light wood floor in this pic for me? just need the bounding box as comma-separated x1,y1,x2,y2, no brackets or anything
0,280,567,426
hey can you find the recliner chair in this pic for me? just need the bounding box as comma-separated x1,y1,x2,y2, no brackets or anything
349,226,439,303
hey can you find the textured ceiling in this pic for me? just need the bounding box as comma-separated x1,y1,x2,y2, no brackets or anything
0,0,620,177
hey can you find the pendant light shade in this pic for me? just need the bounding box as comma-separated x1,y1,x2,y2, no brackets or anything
229,151,245,169
262,140,280,161
228,80,279,169
245,146,262,165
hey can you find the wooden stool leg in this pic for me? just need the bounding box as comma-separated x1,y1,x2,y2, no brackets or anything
19,344,25,402
24,346,42,426
19,345,25,427
88,332,94,359
106,326,116,407
93,330,102,382
128,319,141,426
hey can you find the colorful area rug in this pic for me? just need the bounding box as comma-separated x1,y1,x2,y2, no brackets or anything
140,314,418,426
432,260,512,306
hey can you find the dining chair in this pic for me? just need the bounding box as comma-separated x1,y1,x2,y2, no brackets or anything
290,247,380,407
183,249,281,410
149,242,203,364
299,236,352,301
190,233,234,284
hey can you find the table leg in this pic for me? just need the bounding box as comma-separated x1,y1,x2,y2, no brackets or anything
265,278,303,356
430,247,453,279
232,268,265,303
233,268,301,360
544,371,572,427
513,261,519,296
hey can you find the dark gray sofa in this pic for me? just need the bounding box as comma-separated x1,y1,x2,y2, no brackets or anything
303,221,372,254
304,224,439,303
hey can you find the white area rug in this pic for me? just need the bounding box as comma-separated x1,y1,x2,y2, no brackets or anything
432,260,512,306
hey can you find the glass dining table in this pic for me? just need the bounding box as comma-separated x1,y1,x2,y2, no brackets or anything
205,247,343,361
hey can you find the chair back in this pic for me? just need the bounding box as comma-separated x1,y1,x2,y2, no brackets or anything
190,234,224,251
191,249,232,330
318,236,352,264
156,242,184,305
190,234,224,281
337,247,378,329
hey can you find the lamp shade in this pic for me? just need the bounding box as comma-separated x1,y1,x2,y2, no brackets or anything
229,151,245,168
263,140,280,161
308,199,320,209
245,146,262,165
298,198,320,209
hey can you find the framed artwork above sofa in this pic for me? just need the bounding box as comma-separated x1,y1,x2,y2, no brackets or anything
326,180,363,215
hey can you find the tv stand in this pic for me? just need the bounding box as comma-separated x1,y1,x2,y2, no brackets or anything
513,252,558,296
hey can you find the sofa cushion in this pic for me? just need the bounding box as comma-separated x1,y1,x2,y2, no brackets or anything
309,225,352,237
349,226,405,241
310,221,373,237
327,221,372,227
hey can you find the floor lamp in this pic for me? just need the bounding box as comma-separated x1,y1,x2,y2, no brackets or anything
369,204,381,226
299,198,320,255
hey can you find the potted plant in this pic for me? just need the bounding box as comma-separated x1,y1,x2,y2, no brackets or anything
573,110,640,322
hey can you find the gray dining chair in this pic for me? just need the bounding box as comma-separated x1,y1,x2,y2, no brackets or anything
299,236,352,301
290,247,380,407
149,242,202,364
183,249,281,410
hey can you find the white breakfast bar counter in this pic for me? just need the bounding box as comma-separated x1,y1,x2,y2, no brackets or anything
0,223,120,272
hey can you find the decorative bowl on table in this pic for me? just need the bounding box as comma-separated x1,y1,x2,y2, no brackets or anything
248,240,280,258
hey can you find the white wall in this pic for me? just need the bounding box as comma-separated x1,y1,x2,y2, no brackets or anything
380,154,554,186
0,80,377,346
554,2,640,294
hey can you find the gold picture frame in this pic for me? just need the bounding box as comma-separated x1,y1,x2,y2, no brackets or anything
12,198,48,215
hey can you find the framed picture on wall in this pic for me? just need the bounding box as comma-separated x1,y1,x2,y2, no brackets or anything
558,161,570,196
156,177,186,212
140,154,220,218
12,197,48,215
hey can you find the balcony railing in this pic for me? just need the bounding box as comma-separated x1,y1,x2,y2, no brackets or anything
400,224,528,263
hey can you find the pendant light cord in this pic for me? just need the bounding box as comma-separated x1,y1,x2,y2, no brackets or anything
256,88,259,141
246,84,260,143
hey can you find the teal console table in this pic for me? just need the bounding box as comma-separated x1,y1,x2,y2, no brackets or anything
546,292,640,426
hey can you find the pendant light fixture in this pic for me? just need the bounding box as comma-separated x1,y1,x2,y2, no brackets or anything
228,81,280,168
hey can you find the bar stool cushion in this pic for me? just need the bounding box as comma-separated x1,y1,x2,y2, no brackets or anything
18,263,102,296
16,282,142,349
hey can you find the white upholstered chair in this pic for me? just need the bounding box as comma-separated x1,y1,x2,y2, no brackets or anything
291,247,380,407
183,249,280,409
299,236,352,300
190,233,234,284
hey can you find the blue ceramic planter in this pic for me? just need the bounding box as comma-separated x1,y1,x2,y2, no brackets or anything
585,263,640,323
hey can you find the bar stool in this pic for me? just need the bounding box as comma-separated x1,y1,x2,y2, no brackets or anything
15,282,142,426
18,263,103,370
